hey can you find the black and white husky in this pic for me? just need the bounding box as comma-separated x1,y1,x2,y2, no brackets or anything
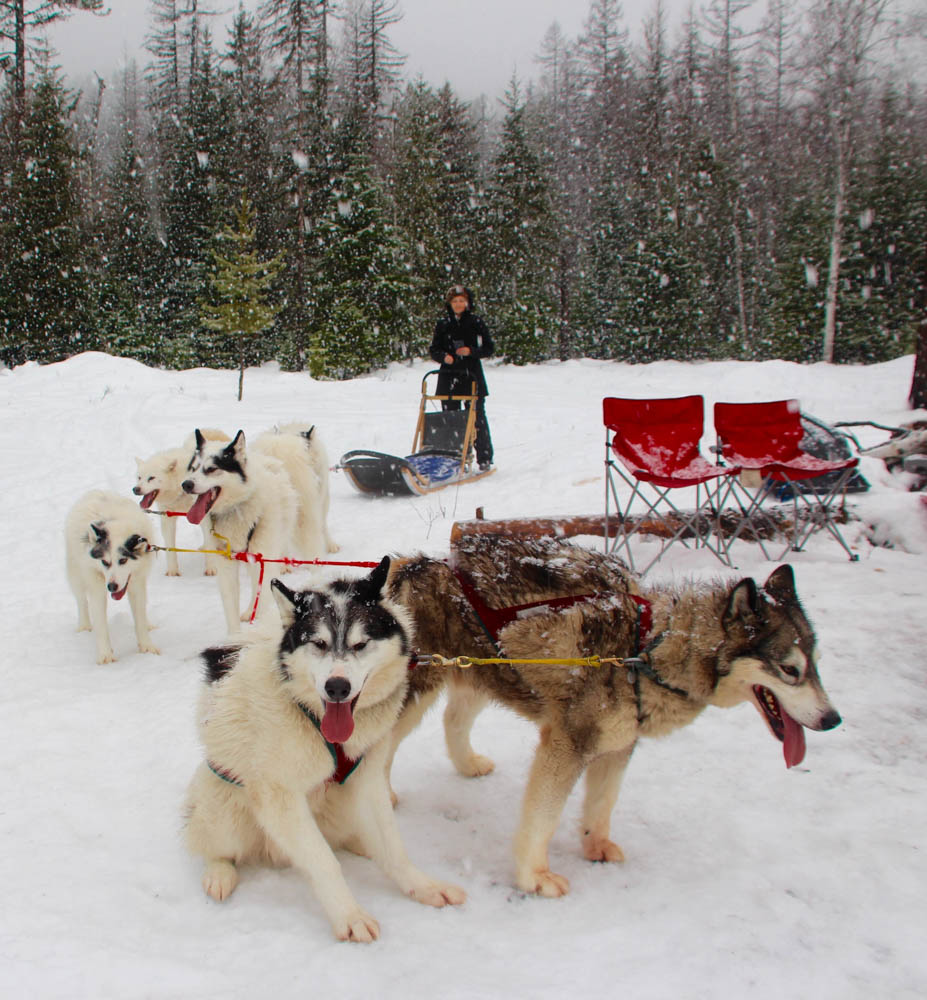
64,490,158,663
182,425,335,633
184,558,465,942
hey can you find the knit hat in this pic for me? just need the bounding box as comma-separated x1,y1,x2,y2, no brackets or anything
445,285,471,306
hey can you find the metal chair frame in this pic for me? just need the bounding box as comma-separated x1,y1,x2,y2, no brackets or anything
603,395,735,575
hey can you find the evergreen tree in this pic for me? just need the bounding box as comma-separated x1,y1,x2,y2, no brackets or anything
200,192,284,398
308,152,412,377
483,78,556,364
94,63,165,364
0,67,86,365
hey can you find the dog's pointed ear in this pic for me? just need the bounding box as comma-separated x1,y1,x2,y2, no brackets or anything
723,577,759,631
194,429,206,451
272,578,300,627
125,533,150,555
90,521,108,542
357,556,391,602
762,564,797,605
230,430,246,453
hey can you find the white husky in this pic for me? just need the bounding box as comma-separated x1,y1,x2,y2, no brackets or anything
184,559,465,941
65,490,159,663
253,422,339,556
134,429,230,576
183,426,333,633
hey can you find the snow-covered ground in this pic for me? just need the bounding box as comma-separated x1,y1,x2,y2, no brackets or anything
1,351,925,999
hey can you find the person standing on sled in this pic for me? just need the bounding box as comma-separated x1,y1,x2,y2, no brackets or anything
429,285,495,471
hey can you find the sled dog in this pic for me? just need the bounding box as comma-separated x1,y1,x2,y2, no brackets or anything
253,422,338,555
184,558,465,942
65,489,158,663
182,424,332,632
387,535,842,897
134,429,230,576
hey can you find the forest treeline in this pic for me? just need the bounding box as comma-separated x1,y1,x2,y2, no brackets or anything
1,0,925,376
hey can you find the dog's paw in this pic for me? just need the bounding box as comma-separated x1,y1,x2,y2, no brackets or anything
518,868,571,898
165,568,181,578
582,833,625,864
334,909,380,943
77,623,92,633
203,567,216,577
459,752,495,778
97,650,117,664
408,879,467,908
327,541,341,553
202,860,238,901
139,641,161,656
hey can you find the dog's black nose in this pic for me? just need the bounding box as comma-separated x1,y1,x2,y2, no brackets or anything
324,677,352,702
107,581,119,593
819,710,842,731
181,480,194,493
132,485,141,495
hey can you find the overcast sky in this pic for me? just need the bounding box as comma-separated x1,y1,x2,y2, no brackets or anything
46,0,695,102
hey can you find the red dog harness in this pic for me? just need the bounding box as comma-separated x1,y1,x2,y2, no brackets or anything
450,568,653,653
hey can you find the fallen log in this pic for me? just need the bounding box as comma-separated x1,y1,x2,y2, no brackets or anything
449,505,847,547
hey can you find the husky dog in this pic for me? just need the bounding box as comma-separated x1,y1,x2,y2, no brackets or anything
388,535,841,897
134,429,230,576
181,429,300,632
65,490,158,663
184,558,466,942
253,422,339,555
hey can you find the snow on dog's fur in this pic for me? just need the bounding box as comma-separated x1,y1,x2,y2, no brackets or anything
184,558,465,942
133,429,229,576
388,535,842,897
65,489,158,663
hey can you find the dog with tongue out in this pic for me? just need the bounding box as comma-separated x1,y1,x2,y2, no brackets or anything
184,557,466,943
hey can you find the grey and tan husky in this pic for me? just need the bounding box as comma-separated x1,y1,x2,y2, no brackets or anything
184,557,465,942
387,535,841,897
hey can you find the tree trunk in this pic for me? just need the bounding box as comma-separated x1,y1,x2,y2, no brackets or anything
238,348,244,401
910,319,927,410
822,126,848,363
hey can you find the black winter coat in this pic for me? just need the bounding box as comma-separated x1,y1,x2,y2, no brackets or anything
428,306,495,397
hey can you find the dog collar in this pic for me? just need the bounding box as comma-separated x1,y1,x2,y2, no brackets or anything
297,702,363,785
205,705,363,790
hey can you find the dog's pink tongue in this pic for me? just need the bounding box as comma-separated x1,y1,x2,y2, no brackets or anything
782,710,806,768
139,490,158,510
321,701,355,743
110,583,128,601
187,488,216,525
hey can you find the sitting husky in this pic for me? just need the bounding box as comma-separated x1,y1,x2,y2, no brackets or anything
183,425,334,632
133,429,229,576
388,535,842,897
65,489,158,663
184,558,466,942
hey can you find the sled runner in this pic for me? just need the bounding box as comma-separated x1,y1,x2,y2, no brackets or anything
337,370,495,497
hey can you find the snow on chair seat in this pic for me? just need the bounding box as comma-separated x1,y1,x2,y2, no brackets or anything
714,399,860,561
603,395,736,574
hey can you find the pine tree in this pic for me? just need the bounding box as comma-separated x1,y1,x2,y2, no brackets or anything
94,63,165,364
308,152,412,378
200,192,284,399
483,77,556,364
0,67,87,365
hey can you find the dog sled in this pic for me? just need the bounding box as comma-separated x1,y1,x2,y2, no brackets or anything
337,370,495,497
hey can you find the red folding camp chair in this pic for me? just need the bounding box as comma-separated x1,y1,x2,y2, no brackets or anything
713,399,860,561
603,395,735,574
